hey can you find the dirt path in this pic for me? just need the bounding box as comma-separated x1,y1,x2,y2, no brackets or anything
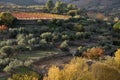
34,55,73,74
0,72,10,78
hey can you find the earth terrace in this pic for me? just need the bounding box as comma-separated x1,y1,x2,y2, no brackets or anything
12,12,70,20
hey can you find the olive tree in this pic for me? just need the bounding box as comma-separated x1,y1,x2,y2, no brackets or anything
60,40,69,51
45,0,54,12
40,32,52,42
0,12,15,26
54,1,67,14
113,21,120,32
0,46,14,56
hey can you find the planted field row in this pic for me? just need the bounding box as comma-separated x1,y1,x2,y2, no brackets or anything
12,12,70,20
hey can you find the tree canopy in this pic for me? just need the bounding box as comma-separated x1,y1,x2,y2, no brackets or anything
113,21,120,32
45,0,54,12
0,12,15,26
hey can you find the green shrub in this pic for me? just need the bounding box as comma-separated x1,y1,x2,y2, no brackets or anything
0,46,14,56
45,0,54,12
76,32,83,39
23,60,33,67
56,19,64,26
75,24,84,32
28,38,39,45
40,32,52,42
52,35,59,42
54,1,67,14
0,58,10,70
113,39,120,46
3,59,23,72
67,10,78,17
64,23,75,30
6,40,15,46
113,21,120,32
62,34,69,40
37,19,47,25
75,46,86,56
39,39,48,50
8,71,42,80
15,45,30,52
67,17,80,22
76,32,90,39
60,40,69,51
67,4,77,10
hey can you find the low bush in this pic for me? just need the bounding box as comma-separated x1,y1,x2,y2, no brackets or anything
8,71,42,80
60,40,69,51
44,58,93,80
92,63,120,80
40,32,52,42
113,21,120,32
83,47,104,59
76,32,90,39
114,49,120,65
74,24,84,32
45,57,120,80
75,46,86,56
0,46,14,56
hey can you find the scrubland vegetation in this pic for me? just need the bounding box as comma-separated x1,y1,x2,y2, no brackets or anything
0,0,119,80
44,53,120,80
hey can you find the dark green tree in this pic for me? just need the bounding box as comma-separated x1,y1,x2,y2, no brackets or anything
67,4,77,10
45,0,54,12
60,40,69,51
0,46,14,56
67,10,78,17
54,1,67,14
0,12,15,26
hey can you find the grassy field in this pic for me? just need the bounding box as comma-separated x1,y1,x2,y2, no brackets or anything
13,49,62,60
0,77,7,80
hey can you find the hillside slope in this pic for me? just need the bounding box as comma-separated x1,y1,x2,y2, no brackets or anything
0,0,120,8
0,0,39,5
0,0,120,12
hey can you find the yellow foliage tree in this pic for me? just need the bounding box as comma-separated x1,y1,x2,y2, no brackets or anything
92,63,120,80
115,49,120,64
44,58,94,80
44,56,120,80
44,65,61,80
8,71,40,80
62,58,91,80
114,49,120,70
